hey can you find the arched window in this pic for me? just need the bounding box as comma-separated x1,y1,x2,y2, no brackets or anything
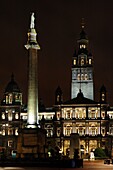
89,59,92,64
15,128,18,136
9,94,12,104
81,74,84,80
15,113,19,119
2,113,5,119
57,95,60,102
85,74,88,80
81,58,84,65
6,95,8,104
77,74,80,80
73,59,76,65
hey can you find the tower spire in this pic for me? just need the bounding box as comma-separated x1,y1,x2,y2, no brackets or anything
81,18,85,29
71,21,94,100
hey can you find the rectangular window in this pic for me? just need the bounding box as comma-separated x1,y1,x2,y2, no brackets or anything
6,96,8,104
79,128,83,135
8,111,12,121
9,94,12,104
67,128,71,136
67,111,70,119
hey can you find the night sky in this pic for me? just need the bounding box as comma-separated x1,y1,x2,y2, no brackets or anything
0,0,113,107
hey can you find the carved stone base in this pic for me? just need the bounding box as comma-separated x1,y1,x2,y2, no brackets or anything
17,127,46,159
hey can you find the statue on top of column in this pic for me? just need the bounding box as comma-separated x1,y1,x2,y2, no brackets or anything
30,12,35,29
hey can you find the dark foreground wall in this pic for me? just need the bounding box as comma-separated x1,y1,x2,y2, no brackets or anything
0,159,83,168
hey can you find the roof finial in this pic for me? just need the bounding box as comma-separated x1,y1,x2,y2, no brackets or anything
81,18,85,29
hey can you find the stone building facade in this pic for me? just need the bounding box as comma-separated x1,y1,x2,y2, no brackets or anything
0,22,113,159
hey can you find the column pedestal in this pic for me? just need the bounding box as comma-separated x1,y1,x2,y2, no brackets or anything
17,128,46,159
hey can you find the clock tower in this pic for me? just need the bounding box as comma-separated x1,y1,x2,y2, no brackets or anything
71,23,94,100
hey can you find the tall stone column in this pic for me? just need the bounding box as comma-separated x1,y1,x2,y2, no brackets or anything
25,13,40,127
17,13,46,159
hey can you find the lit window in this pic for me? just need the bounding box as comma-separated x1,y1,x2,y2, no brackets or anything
8,111,12,121
85,74,88,80
101,111,105,119
8,128,13,135
75,108,86,119
6,96,8,104
88,108,98,119
15,113,19,119
102,128,105,136
81,59,84,65
79,127,84,135
91,112,96,118
57,129,60,137
77,74,80,80
67,111,70,119
89,59,91,64
57,112,60,120
66,127,71,136
15,94,20,102
23,115,27,120
57,95,60,102
73,59,76,65
15,94,18,100
91,128,97,136
15,128,18,136
2,113,5,119
80,44,86,49
9,94,12,104
46,125,53,137
46,129,53,137
8,140,13,147
2,129,5,136
12,110,15,113
19,94,22,104
102,93,105,101
81,74,84,80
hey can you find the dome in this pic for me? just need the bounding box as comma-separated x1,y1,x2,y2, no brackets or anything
5,74,20,93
